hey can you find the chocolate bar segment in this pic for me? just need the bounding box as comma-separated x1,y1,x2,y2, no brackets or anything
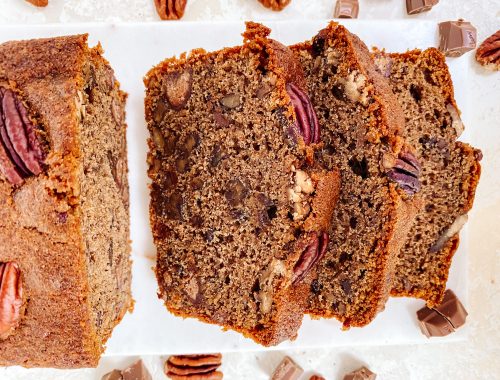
417,306,454,337
333,0,359,19
101,370,123,380
406,0,438,15
417,289,468,337
343,366,377,380
271,356,303,380
439,19,477,57
434,289,468,329
122,360,152,380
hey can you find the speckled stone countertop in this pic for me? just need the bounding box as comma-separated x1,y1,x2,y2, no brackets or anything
1,1,499,379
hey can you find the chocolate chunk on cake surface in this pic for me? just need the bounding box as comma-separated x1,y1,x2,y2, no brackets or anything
0,35,132,367
145,22,340,346
373,48,481,306
291,22,420,327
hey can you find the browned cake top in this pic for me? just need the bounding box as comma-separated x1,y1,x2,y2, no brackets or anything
0,34,132,368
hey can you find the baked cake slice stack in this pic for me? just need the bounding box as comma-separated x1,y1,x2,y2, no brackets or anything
145,23,340,345
291,22,421,327
373,48,481,306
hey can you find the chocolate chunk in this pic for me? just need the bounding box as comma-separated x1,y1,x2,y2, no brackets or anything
224,179,248,207
417,289,467,337
271,356,303,380
310,376,326,380
101,369,123,380
406,0,438,15
121,360,152,380
343,366,377,380
438,20,477,57
334,0,359,19
434,289,468,329
417,305,454,337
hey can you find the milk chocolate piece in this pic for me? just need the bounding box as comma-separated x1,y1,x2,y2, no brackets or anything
122,360,152,380
101,370,123,380
417,289,467,337
343,366,377,380
271,356,303,380
439,19,477,57
435,289,468,329
406,0,438,15
417,306,454,337
333,0,359,19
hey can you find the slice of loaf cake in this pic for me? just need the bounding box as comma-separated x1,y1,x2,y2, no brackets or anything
373,48,481,306
145,23,340,346
291,22,420,327
0,35,132,367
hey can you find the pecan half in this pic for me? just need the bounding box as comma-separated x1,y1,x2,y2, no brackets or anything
0,87,45,185
154,0,187,20
257,0,291,11
165,354,223,380
476,30,500,71
292,232,329,284
25,0,48,6
386,151,422,195
286,83,320,145
164,69,193,110
0,262,23,340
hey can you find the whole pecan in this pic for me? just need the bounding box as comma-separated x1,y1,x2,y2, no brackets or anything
0,86,45,185
258,0,291,11
154,0,187,20
476,30,500,71
386,151,421,195
286,83,320,145
292,231,329,284
165,354,223,379
25,0,48,6
0,262,23,340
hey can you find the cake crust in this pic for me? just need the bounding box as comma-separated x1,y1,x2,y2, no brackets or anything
0,35,132,368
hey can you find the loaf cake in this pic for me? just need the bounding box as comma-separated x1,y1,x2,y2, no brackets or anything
373,48,481,306
291,22,420,327
145,22,340,345
0,35,132,367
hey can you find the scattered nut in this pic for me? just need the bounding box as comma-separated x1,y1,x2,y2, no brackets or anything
165,354,223,380
429,214,468,253
293,232,329,284
0,262,23,340
257,0,291,11
154,0,187,20
25,0,48,7
446,104,464,137
220,93,241,109
0,86,45,185
164,69,193,110
475,30,500,71
286,83,320,145
256,259,286,314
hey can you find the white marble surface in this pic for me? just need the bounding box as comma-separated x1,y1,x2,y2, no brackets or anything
0,1,499,379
